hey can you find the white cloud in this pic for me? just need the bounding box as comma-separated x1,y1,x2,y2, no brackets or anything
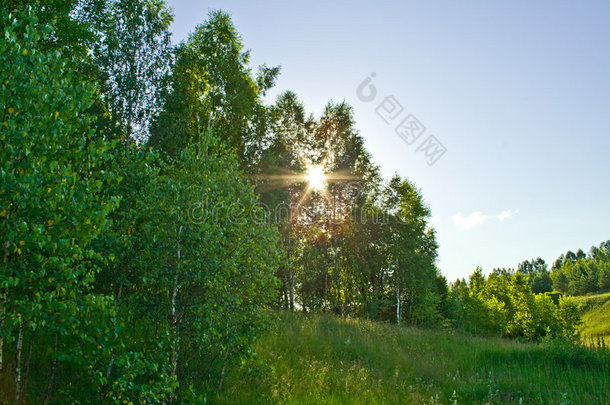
498,209,519,221
452,211,488,230
430,214,441,224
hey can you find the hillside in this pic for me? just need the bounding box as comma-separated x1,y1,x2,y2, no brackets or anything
574,292,610,345
216,313,610,404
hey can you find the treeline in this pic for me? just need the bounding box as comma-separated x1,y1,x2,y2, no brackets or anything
550,240,610,296
461,240,610,297
444,269,580,340
441,239,610,341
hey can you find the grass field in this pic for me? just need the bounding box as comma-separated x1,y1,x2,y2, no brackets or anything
214,312,610,404
574,292,610,347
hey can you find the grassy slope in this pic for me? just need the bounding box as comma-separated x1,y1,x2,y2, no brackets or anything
574,292,610,344
216,313,610,404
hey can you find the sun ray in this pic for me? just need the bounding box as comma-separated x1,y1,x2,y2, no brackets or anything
305,165,326,191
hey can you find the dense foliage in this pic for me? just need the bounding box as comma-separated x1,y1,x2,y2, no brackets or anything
254,94,439,324
442,240,610,342
448,268,581,341
550,241,610,296
0,4,279,403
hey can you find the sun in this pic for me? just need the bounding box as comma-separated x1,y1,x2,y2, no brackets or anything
305,165,326,191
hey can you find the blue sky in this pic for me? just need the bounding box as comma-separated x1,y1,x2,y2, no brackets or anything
166,0,610,281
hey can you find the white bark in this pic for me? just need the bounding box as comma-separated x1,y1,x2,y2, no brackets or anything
0,290,5,372
396,283,401,326
289,268,295,311
169,226,182,405
1,239,9,372
14,320,23,403
395,257,401,326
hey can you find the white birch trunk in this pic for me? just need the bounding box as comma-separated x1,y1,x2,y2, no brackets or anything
14,320,23,403
169,226,182,405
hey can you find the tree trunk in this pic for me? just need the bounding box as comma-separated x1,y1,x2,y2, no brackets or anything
0,289,5,373
168,226,182,405
335,248,341,315
324,271,328,311
170,273,179,378
289,267,295,311
407,290,415,321
217,348,229,391
14,320,23,403
396,257,401,326
288,234,294,311
1,239,9,372
396,283,401,326
282,273,289,309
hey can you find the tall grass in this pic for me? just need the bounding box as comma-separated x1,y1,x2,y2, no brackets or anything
214,312,610,404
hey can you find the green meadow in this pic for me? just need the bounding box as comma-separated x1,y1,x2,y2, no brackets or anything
217,312,610,405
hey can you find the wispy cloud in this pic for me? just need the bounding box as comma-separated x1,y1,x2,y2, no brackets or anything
498,209,519,221
452,211,488,230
